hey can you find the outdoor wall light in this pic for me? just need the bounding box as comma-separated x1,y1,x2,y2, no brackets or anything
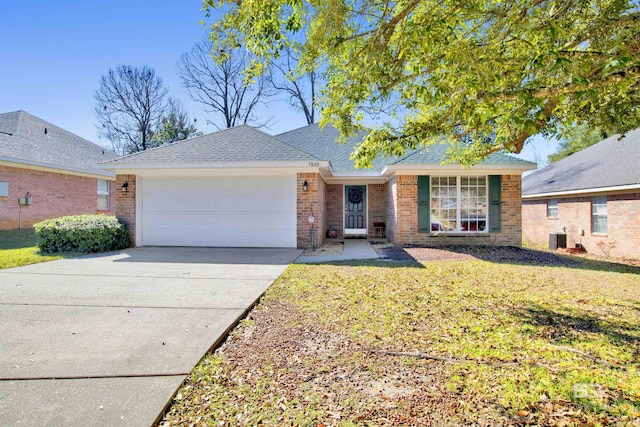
302,180,308,192
121,181,129,192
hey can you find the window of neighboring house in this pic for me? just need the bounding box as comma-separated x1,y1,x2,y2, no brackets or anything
592,195,608,234
97,179,110,210
547,199,558,218
430,176,488,232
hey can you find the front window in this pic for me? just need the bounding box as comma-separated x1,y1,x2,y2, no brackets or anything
97,179,110,210
431,176,487,232
592,196,607,234
547,199,558,218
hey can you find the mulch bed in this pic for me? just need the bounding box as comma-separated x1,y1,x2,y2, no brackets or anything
377,245,582,266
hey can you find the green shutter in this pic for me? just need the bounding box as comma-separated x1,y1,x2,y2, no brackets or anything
489,175,502,233
418,176,430,232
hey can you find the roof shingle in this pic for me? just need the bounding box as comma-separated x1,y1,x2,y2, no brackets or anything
0,111,117,177
522,129,640,195
104,125,319,165
278,123,533,172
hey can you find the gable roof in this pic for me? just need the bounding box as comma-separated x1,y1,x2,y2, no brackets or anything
0,110,117,178
278,123,534,172
277,123,389,172
103,125,319,166
522,129,640,197
103,122,535,175
390,143,534,167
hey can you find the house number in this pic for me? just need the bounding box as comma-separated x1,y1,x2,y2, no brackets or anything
308,161,320,167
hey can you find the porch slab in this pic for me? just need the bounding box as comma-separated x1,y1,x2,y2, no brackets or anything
295,239,379,263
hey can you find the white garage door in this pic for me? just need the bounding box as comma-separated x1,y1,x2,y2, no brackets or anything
140,176,297,248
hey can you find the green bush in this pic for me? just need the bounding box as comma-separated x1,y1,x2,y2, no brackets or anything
34,215,130,253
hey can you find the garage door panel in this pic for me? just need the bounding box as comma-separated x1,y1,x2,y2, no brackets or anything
141,176,296,248
143,228,290,248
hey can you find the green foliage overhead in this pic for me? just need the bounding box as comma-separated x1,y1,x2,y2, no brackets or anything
548,123,604,163
150,100,199,148
204,0,640,166
34,215,130,253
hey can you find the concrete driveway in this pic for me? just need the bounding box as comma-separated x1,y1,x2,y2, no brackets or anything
0,247,301,426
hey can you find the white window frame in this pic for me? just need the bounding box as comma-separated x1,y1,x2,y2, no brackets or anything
431,176,488,233
591,196,607,234
97,179,110,210
547,199,558,218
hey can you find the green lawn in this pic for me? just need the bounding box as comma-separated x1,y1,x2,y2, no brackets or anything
161,257,640,426
0,229,63,269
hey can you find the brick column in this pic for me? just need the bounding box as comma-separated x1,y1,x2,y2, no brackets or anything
115,174,136,247
297,173,326,249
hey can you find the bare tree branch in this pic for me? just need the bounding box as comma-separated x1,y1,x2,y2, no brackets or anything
178,38,271,129
94,65,169,154
267,47,318,124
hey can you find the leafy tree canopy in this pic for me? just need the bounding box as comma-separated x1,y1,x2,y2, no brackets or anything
204,0,640,167
149,99,200,147
547,122,605,164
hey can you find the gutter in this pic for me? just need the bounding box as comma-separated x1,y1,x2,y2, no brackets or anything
0,156,115,179
382,163,537,176
523,183,640,199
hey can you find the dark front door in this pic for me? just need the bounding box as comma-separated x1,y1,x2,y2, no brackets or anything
344,185,367,234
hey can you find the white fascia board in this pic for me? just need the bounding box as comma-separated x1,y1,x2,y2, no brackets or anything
111,164,331,178
523,183,640,199
382,163,537,176
0,157,115,180
324,176,388,184
323,168,388,184
102,160,330,171
331,170,382,177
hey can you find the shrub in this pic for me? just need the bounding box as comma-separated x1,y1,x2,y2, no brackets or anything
34,215,130,253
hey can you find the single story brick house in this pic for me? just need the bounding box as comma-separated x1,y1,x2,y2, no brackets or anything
522,129,640,258
102,124,535,249
0,111,118,230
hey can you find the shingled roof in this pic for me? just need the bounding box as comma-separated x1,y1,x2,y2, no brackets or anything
277,123,389,172
0,110,117,177
103,122,534,173
103,125,319,165
523,129,640,196
278,123,534,172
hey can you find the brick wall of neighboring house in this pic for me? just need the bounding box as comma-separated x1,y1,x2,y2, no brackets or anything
297,173,326,249
522,192,640,258
326,184,343,238
115,174,137,246
389,174,523,246
0,165,115,230
367,184,386,238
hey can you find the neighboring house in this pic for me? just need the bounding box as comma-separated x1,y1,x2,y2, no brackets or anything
0,111,118,230
522,130,640,258
102,123,535,249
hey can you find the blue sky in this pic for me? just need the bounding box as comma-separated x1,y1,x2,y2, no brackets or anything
0,0,557,167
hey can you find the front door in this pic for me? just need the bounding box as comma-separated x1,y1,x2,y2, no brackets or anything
344,185,367,235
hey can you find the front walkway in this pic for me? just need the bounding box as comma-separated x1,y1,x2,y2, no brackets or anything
295,239,379,263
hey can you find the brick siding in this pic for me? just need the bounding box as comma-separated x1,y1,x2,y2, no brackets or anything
0,165,115,230
113,171,526,250
115,174,136,246
523,192,640,258
384,177,398,241
386,174,523,246
367,184,386,238
296,173,326,249
326,184,343,238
